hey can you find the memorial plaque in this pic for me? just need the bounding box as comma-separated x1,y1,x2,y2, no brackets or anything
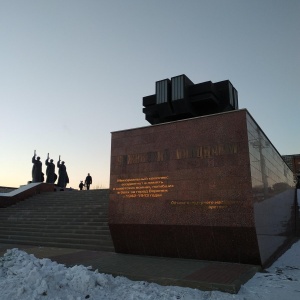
109,109,295,266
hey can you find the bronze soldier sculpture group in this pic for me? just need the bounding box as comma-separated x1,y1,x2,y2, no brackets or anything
32,151,69,189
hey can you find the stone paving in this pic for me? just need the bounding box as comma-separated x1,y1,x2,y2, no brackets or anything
0,243,261,294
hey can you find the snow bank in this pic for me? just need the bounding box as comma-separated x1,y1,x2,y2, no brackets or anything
0,241,300,300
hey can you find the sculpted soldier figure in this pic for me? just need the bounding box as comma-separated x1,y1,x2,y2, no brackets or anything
45,154,57,184
57,157,69,189
32,151,43,182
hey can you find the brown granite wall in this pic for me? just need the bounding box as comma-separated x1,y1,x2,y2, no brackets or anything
246,113,296,266
109,109,295,265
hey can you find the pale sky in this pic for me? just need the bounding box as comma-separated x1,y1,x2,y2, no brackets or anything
1,0,299,189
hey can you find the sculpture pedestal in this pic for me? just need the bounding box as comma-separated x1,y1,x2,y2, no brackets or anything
109,109,296,266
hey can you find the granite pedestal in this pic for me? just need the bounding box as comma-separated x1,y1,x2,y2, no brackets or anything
109,109,296,267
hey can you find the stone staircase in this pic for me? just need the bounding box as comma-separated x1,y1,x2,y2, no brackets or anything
0,189,114,251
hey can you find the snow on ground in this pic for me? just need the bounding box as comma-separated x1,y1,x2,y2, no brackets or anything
0,241,300,300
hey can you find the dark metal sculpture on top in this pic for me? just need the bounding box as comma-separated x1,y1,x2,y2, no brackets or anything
32,150,43,182
45,153,57,184
57,155,69,189
143,74,239,125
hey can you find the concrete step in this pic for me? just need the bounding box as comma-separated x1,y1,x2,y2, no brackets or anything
4,203,108,208
0,219,109,225
0,229,110,236
0,234,113,245
12,192,109,202
0,210,107,220
0,188,113,251
31,190,109,196
0,230,112,240
25,198,109,202
0,220,108,226
0,238,114,251
0,228,110,238
0,208,108,213
5,200,109,204
0,223,109,230
0,210,109,219
7,200,107,206
14,210,108,214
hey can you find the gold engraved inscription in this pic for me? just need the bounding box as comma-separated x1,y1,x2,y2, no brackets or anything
115,143,237,166
170,200,238,210
113,176,174,199
116,150,170,165
176,143,237,160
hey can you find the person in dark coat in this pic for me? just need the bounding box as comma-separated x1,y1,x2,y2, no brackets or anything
79,181,84,190
32,155,43,182
85,173,92,190
45,158,56,184
57,160,69,189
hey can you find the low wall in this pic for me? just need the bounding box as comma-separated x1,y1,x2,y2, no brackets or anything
0,183,55,208
0,186,17,193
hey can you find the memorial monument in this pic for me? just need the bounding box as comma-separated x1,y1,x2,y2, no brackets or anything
108,74,296,267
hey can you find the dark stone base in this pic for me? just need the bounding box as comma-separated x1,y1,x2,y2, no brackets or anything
109,224,261,265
